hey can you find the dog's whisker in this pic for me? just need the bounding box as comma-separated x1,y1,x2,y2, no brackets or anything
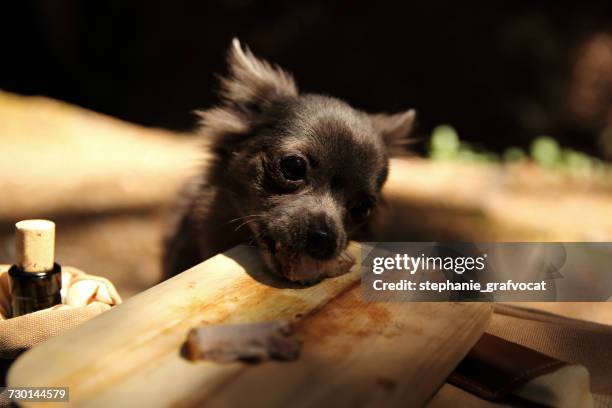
233,218,260,232
227,214,264,225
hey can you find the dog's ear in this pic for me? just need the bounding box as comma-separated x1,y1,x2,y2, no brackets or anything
220,38,298,108
370,109,416,153
196,39,298,148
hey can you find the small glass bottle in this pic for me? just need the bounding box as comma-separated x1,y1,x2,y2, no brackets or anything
8,220,62,317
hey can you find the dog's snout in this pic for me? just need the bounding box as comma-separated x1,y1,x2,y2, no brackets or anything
306,227,337,260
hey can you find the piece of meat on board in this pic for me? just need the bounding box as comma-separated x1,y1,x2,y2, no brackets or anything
275,243,356,284
185,320,301,363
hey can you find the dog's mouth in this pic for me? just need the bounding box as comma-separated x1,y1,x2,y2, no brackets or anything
255,234,354,285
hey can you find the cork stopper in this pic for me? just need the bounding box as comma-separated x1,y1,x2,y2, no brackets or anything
15,219,56,273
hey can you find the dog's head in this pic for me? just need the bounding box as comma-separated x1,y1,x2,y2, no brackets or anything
199,39,415,283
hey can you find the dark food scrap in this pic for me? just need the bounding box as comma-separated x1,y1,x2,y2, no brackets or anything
185,320,301,363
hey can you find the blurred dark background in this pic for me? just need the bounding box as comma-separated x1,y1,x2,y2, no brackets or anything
2,1,612,158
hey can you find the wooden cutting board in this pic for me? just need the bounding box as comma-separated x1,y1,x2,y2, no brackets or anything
8,243,491,407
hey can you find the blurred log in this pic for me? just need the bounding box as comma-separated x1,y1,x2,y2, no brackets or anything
378,158,612,241
0,91,200,220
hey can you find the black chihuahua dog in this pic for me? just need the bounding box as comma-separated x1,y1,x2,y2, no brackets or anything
163,39,415,283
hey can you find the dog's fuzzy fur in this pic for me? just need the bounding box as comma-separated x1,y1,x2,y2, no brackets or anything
162,39,415,281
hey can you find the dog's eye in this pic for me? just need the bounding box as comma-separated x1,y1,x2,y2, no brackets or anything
349,200,374,222
279,155,307,181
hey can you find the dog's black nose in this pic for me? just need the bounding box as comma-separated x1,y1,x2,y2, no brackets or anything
306,229,337,260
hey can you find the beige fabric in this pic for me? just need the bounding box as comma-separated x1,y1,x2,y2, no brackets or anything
429,383,513,408
0,302,111,359
0,264,121,359
61,267,122,307
506,302,612,326
429,303,612,408
490,304,612,396
429,384,612,408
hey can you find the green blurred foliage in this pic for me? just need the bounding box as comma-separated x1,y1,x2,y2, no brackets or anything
530,136,560,169
429,125,499,163
428,126,612,179
430,125,460,161
503,147,527,162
